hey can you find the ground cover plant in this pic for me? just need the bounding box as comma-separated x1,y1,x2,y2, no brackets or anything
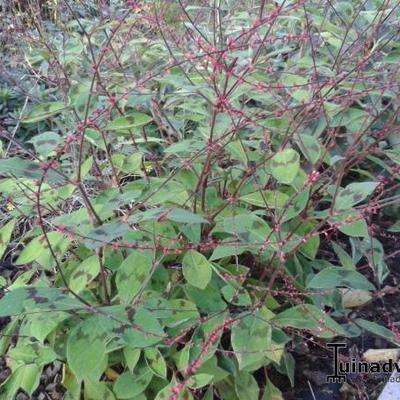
1,0,400,399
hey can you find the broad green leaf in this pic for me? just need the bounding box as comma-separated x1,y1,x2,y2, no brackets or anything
187,373,213,389
157,298,200,326
16,231,71,269
262,378,284,400
116,251,152,302
69,255,100,293
67,318,108,381
388,221,400,232
106,113,152,131
182,250,212,290
280,352,295,386
270,149,300,184
231,308,272,370
218,213,273,250
145,348,167,378
166,208,209,224
69,82,97,119
0,287,82,317
296,134,322,164
215,376,240,400
226,141,248,164
21,102,66,124
331,242,354,269
123,347,141,373
240,191,289,208
113,363,153,399
273,304,346,338
221,284,252,306
29,132,61,157
0,158,41,180
329,210,369,237
210,243,249,260
0,364,41,398
185,282,226,313
85,223,130,250
307,267,374,290
154,380,193,400
355,319,400,345
9,342,57,368
121,308,165,348
21,311,69,343
334,182,378,211
235,371,259,400
84,379,116,400
0,219,16,259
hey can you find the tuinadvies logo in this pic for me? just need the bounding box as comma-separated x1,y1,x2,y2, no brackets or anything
327,343,400,383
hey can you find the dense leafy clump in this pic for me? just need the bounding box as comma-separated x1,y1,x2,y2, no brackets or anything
1,1,400,399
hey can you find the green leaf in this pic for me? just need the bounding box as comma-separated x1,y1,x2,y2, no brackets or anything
187,373,213,389
0,364,41,398
296,134,322,164
106,113,152,131
22,311,69,343
69,255,100,293
307,267,374,290
270,149,300,184
182,250,212,290
219,213,273,248
334,182,378,211
16,231,71,269
69,82,96,119
235,371,259,400
0,158,41,180
67,318,108,381
85,223,130,250
84,379,116,400
388,221,400,232
240,190,289,208
120,308,165,348
116,251,152,302
262,378,284,400
123,347,141,373
0,219,16,260
21,101,66,124
144,348,167,378
273,304,346,338
0,287,82,317
329,210,369,237
331,242,354,269
29,131,61,157
210,243,249,261
231,308,272,370
355,319,400,345
280,352,295,386
185,282,226,313
113,363,153,399
166,208,209,224
157,298,200,326
9,342,57,367
154,380,193,400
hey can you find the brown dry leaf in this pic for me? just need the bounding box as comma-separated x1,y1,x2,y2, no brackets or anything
363,349,400,363
104,367,120,381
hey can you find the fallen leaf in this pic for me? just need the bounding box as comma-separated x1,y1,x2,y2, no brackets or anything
363,349,400,363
